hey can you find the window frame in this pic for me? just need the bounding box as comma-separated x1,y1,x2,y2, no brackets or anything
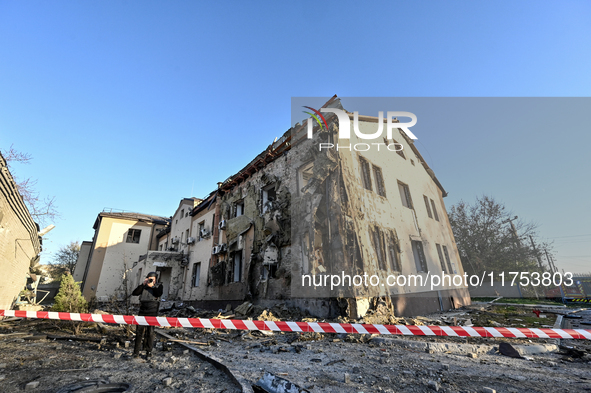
411,240,428,273
359,156,373,191
126,228,142,244
192,262,201,287
372,164,386,198
423,195,433,219
398,182,414,209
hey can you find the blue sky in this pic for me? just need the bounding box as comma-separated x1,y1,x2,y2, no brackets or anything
1,1,590,273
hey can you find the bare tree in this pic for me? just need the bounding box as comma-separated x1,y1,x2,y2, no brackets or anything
52,241,81,277
1,144,59,226
448,195,553,276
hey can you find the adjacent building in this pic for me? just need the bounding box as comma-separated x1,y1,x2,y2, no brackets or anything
0,152,42,310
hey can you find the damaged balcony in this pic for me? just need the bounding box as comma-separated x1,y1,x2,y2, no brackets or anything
138,250,188,268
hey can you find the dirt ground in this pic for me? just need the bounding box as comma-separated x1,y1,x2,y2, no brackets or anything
1,304,591,392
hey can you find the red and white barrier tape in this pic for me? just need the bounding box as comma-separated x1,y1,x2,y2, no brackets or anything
2,309,589,340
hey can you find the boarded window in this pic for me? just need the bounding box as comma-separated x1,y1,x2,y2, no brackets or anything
192,262,201,287
359,156,372,191
373,165,386,197
398,182,413,209
126,229,141,244
430,199,440,221
411,240,428,273
442,245,453,273
424,195,433,218
436,244,447,273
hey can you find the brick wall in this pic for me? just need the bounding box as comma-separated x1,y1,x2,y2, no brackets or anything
0,152,41,310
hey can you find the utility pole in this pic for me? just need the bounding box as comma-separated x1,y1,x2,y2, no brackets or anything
529,235,545,271
502,216,520,268
544,248,557,274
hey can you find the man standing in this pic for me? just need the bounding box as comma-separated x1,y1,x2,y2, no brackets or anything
132,272,163,359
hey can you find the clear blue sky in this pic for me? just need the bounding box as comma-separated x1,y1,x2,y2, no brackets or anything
1,1,589,273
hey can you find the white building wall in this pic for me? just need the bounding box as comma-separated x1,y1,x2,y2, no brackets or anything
95,221,153,299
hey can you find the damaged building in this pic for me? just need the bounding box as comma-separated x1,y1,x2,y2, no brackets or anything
0,151,49,310
82,96,470,318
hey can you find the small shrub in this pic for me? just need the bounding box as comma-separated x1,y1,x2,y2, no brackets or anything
52,273,88,313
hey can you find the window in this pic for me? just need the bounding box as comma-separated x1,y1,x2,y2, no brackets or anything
126,229,141,243
398,182,413,209
234,200,244,217
298,162,314,194
436,244,447,273
232,252,242,282
192,262,201,287
370,226,387,271
262,264,278,280
185,229,189,244
442,245,453,274
159,244,163,251
411,240,427,272
180,209,184,219
388,231,401,272
359,156,372,191
198,221,205,241
430,199,440,221
392,138,405,159
262,185,276,213
372,165,386,198
423,195,433,218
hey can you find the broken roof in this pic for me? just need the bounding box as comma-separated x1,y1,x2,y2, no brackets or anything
94,210,170,229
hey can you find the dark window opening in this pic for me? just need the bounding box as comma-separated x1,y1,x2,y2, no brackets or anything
411,240,427,273
359,156,372,191
430,199,440,221
126,229,141,244
373,165,386,198
424,195,433,219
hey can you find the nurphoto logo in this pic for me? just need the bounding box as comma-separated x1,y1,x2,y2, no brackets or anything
304,106,418,152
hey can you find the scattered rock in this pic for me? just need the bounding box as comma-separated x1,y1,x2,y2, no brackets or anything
113,353,122,359
428,380,440,391
162,377,173,387
481,388,496,393
344,373,351,383
25,381,40,390
468,353,478,359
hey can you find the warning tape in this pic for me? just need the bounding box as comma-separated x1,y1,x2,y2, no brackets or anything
2,309,590,340
569,299,591,303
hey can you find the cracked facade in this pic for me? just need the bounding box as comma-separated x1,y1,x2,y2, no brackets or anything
78,96,470,318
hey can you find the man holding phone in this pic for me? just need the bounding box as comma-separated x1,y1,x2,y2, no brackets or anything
131,271,163,359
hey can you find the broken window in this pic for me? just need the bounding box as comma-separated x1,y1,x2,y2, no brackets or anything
371,226,387,271
262,264,278,280
198,221,205,241
436,244,447,273
423,195,433,219
388,231,401,272
398,182,413,209
373,165,386,198
126,229,141,244
262,184,276,213
430,199,440,221
298,162,314,194
234,200,244,217
359,156,372,191
392,138,405,159
192,262,201,287
233,252,242,282
411,240,428,273
442,245,453,273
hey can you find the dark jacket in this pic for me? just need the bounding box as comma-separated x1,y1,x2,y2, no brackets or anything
132,283,163,316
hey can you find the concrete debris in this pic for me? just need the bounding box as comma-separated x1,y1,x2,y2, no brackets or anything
235,302,254,316
162,377,173,386
344,373,351,383
499,342,523,359
481,388,496,393
255,372,309,393
427,380,440,391
25,381,40,390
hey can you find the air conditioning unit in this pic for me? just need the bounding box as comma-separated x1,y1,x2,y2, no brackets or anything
200,229,210,238
187,237,196,244
171,237,179,244
220,243,227,253
212,245,221,255
219,220,227,230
